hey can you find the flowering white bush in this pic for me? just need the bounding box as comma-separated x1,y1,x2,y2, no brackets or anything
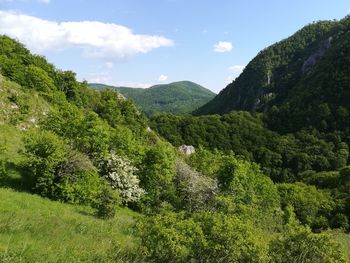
175,159,218,211
104,153,144,204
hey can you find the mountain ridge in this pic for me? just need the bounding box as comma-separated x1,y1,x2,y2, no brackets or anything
89,81,215,115
195,16,350,120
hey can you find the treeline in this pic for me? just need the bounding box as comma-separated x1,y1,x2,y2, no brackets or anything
151,112,348,182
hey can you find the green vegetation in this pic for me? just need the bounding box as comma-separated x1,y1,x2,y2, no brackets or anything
0,188,139,262
1,15,350,262
90,81,215,115
151,112,348,182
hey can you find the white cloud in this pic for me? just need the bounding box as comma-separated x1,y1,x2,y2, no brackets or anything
0,10,174,60
213,41,233,53
226,64,245,84
158,74,168,82
37,0,50,3
105,62,114,69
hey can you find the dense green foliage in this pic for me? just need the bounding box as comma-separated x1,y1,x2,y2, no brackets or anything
1,30,350,262
90,81,215,115
151,112,349,182
0,35,174,210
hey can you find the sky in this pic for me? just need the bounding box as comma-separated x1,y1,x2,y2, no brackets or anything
0,0,349,93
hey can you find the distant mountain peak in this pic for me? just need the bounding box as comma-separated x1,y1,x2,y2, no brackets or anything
89,81,215,115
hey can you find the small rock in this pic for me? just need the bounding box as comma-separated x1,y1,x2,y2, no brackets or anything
10,104,19,109
179,145,195,155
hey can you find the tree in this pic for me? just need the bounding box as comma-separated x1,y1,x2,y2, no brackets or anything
139,143,176,206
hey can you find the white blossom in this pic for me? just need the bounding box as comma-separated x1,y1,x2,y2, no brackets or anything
104,153,144,204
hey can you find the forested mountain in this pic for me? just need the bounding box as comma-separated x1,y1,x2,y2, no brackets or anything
89,81,215,115
1,26,350,261
195,16,350,135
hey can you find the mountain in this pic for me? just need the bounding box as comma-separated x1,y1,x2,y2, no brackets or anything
195,16,350,133
89,81,216,115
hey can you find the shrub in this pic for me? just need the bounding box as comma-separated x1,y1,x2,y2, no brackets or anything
95,185,121,219
139,143,176,206
137,212,206,262
194,212,269,262
174,159,218,211
269,228,347,262
217,155,280,212
138,211,269,262
277,183,335,231
23,130,68,197
104,153,144,205
23,130,106,206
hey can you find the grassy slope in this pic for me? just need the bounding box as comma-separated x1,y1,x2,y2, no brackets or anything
0,188,141,262
332,230,350,260
0,76,142,262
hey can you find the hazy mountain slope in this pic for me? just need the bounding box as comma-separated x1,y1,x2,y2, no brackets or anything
90,81,216,115
195,16,350,118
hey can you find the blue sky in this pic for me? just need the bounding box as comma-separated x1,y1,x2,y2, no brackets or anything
0,0,349,92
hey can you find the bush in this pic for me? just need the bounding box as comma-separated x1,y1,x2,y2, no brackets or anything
138,211,269,262
137,212,206,262
139,143,176,206
95,185,121,219
103,153,144,205
194,212,269,262
277,183,335,231
217,155,280,212
23,130,106,206
23,130,68,197
174,159,218,211
269,228,347,262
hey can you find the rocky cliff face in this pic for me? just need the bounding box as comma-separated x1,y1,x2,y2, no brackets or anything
194,17,350,115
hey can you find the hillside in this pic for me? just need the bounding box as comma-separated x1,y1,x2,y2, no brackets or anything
1,32,350,262
89,81,215,115
195,16,350,133
0,188,139,262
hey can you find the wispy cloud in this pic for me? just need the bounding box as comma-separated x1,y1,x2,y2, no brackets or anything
158,74,168,82
0,10,174,60
105,62,114,69
228,65,245,74
213,41,233,53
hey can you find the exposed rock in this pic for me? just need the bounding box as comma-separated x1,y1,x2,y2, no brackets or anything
302,37,332,74
28,117,36,124
179,145,195,155
10,104,19,110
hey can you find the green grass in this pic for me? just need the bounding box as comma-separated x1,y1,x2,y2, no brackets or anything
332,230,350,261
0,188,142,262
